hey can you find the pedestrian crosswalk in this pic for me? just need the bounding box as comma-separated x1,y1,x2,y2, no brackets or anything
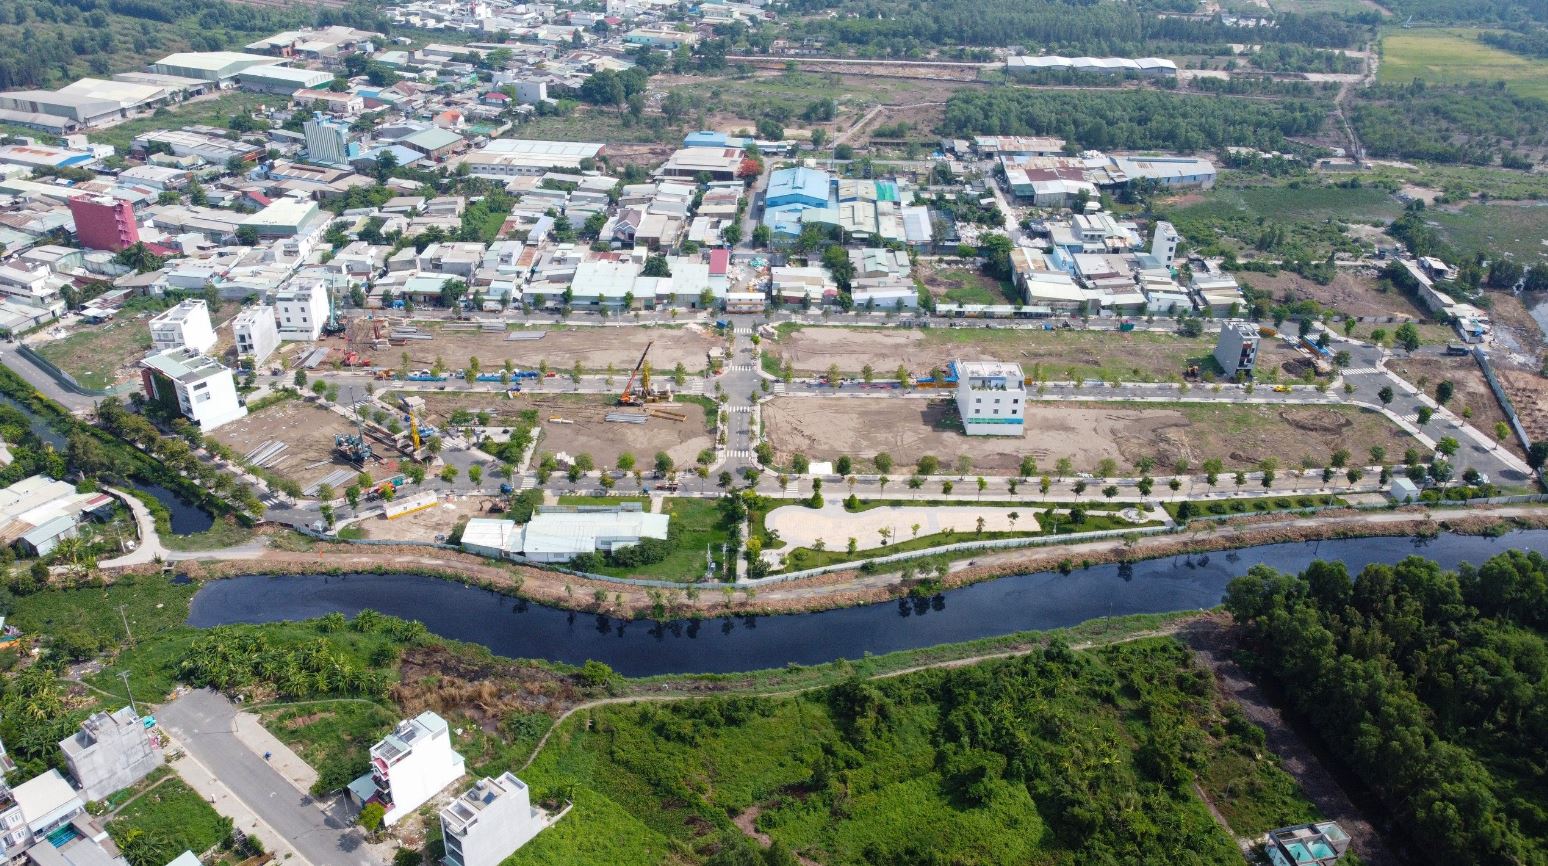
1341,367,1381,375
733,327,754,335
727,449,755,459
728,405,754,414
771,383,788,394
683,380,705,394
726,363,755,371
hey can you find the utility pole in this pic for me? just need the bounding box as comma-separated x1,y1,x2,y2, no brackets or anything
118,671,138,717
118,604,134,649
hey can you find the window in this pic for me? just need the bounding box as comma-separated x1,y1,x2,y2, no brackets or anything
975,397,981,404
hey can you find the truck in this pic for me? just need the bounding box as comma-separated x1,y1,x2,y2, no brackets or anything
1444,343,1471,357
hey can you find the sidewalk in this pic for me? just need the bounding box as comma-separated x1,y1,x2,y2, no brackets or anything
165,743,314,866
233,710,319,795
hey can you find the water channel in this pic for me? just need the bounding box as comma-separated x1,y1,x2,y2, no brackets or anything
188,530,1548,676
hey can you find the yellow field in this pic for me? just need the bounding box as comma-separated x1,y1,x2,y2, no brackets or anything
1379,29,1548,100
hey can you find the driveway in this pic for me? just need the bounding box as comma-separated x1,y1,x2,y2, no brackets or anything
158,689,382,866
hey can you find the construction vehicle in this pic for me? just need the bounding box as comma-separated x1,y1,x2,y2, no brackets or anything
618,340,654,407
1273,384,1292,393
322,290,346,337
334,417,376,465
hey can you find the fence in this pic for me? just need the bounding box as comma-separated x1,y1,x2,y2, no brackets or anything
15,344,113,397
1471,347,1534,453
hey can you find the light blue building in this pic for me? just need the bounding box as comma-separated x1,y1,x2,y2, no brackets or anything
766,167,832,210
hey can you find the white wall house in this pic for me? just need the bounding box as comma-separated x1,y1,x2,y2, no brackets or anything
140,347,247,431
361,712,465,826
440,773,549,866
954,360,1026,437
274,278,329,341
148,299,217,354
231,304,280,365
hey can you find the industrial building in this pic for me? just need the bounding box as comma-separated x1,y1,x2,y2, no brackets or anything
67,195,140,252
237,64,334,95
140,347,247,431
461,505,671,563
954,360,1026,437
241,197,322,239
440,773,551,866
349,711,465,827
232,304,280,365
1214,323,1260,380
303,113,354,166
132,128,262,166
656,147,743,181
149,298,218,354
59,708,164,803
458,139,603,176
0,475,115,557
148,52,276,83
1005,55,1178,78
274,279,329,341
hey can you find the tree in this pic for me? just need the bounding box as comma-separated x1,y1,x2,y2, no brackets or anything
1378,385,1394,405
578,660,614,687
1395,322,1421,351
359,803,386,832
235,225,260,246
468,465,483,485
642,255,672,277
1416,406,1433,426
1102,485,1118,500
1435,380,1454,405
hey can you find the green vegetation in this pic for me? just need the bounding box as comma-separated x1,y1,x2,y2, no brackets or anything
1163,179,1400,263
578,498,734,581
1226,551,1548,865
1351,80,1548,164
1164,494,1344,520
935,270,1019,306
1429,202,1548,260
1378,29,1548,101
108,774,230,866
34,324,151,392
261,701,399,797
518,637,1319,864
159,517,257,553
942,89,1329,152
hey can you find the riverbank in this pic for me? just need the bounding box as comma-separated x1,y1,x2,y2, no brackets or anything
120,504,1548,619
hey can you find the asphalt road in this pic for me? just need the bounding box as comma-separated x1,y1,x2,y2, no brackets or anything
158,689,382,866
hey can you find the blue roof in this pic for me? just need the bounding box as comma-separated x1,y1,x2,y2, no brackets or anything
360,144,423,166
685,130,728,147
767,167,831,208
763,204,807,237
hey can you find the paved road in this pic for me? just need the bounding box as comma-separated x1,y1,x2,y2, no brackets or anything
158,689,382,866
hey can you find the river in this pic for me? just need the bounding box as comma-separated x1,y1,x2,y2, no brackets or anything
0,392,214,534
187,530,1548,677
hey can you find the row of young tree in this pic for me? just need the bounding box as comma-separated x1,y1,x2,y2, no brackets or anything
1226,551,1548,866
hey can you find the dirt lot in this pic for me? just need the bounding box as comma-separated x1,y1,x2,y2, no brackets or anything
33,318,152,391
1385,355,1524,458
762,396,1418,474
1498,368,1548,444
395,324,723,375
769,325,1304,383
457,392,718,470
1243,270,1430,320
354,495,486,542
211,399,365,490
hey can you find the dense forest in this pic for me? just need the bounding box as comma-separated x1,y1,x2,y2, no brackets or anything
1226,552,1548,866
1377,0,1547,24
0,0,393,89
1479,27,1548,59
941,88,1329,152
1350,82,1548,166
779,0,1367,55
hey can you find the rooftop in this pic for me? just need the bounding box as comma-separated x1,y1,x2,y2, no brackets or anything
141,346,230,383
441,772,529,833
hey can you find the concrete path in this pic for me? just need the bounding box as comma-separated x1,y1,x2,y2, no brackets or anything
233,710,320,795
158,689,382,866
99,487,164,568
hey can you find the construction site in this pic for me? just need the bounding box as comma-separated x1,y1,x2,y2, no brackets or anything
211,399,371,492
383,322,724,375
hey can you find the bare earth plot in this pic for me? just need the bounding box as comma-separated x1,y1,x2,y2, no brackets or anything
396,325,722,374
770,326,1304,382
1498,368,1548,444
507,393,715,470
211,400,363,490
1385,355,1523,458
1243,271,1430,321
765,501,1038,551
762,397,1418,474
34,319,151,391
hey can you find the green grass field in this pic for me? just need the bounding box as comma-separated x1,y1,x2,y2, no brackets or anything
1379,29,1548,101
1164,181,1400,260
35,321,152,392
108,775,229,862
585,497,732,581
1429,202,1548,261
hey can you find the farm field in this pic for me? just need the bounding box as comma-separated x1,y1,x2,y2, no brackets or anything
395,324,722,376
514,638,1323,865
210,400,365,491
762,397,1418,474
1378,29,1548,101
32,319,151,391
768,325,1305,383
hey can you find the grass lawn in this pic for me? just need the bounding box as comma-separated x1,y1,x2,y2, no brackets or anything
936,270,1019,305
585,497,732,581
920,328,1221,383
517,637,1321,865
1429,202,1548,261
1164,494,1344,519
35,321,152,391
108,774,229,860
159,517,256,552
1162,181,1398,260
260,701,398,797
1378,29,1548,101
558,495,650,508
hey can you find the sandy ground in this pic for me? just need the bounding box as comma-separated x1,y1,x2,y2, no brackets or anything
494,393,717,470
396,325,723,375
770,326,1305,382
212,400,364,489
1498,368,1548,443
1245,271,1429,320
765,502,1040,550
1385,355,1523,457
355,496,489,541
762,397,1419,474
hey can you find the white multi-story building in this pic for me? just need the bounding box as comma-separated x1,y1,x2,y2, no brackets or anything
363,712,465,826
274,279,329,341
148,299,217,354
231,304,280,365
140,347,247,431
440,773,548,866
303,113,352,166
0,263,64,317
1214,323,1260,380
59,707,163,803
1151,220,1180,267
954,360,1026,437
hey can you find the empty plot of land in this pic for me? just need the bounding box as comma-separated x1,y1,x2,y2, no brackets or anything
508,393,715,470
1385,355,1523,458
766,502,1038,551
762,397,1417,474
1247,271,1429,321
211,401,363,490
770,326,1303,382
1498,368,1548,445
34,320,151,391
396,325,722,374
